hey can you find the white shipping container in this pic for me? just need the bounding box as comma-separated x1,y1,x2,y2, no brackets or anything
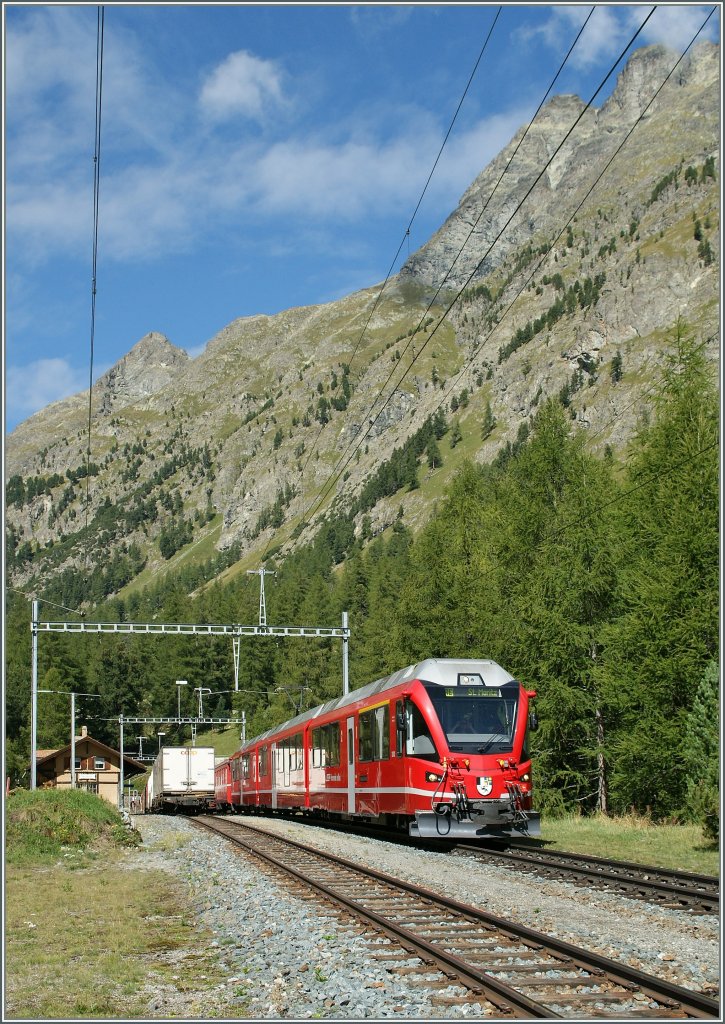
152,746,216,800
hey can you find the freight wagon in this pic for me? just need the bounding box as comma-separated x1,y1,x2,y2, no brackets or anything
146,746,216,814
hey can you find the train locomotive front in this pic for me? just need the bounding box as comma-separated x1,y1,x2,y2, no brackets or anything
398,660,539,839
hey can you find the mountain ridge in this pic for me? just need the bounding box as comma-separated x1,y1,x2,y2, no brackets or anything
5,42,719,604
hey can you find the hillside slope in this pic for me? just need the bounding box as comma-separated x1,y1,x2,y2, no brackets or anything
5,42,719,605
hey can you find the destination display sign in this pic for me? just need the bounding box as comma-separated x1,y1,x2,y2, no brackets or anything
444,688,502,698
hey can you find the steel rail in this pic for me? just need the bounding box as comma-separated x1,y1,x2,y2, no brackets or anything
457,845,719,913
193,816,719,1020
194,816,552,1018
505,844,720,890
246,813,718,914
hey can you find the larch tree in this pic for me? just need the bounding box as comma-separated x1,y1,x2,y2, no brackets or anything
596,326,719,818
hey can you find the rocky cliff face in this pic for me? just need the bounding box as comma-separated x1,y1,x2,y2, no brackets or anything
399,43,718,292
5,43,720,603
96,332,189,413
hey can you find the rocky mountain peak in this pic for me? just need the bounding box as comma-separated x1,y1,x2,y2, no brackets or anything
398,42,718,294
96,332,189,412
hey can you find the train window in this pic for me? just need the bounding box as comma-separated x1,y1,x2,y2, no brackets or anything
376,706,390,760
348,726,353,764
293,733,303,771
259,746,269,776
358,711,374,762
405,703,439,762
242,754,250,780
312,724,340,767
312,727,323,767
424,681,519,754
277,734,304,771
359,706,390,762
396,700,405,757
325,723,340,767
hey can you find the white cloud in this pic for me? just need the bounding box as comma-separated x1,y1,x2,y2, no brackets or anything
3,7,546,278
7,96,533,272
517,6,630,71
633,5,720,50
6,358,89,427
199,50,286,123
349,5,414,37
520,5,718,72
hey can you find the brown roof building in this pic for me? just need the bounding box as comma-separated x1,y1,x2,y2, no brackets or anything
34,726,145,807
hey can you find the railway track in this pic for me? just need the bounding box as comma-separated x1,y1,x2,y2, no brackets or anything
454,843,720,916
193,815,719,1020
241,812,719,915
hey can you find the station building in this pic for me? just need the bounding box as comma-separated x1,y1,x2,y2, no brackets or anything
33,726,145,806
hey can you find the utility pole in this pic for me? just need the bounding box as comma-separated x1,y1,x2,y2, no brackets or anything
118,714,124,811
342,611,349,696
31,600,39,790
176,679,188,733
247,568,276,628
232,637,240,691
192,687,212,746
70,692,76,790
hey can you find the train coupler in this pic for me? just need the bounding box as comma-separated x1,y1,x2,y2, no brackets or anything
504,780,531,826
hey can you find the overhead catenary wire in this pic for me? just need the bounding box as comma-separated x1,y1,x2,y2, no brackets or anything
83,5,105,545
294,7,593,527
7,588,87,617
290,9,596,541
546,440,719,543
301,6,658,527
341,5,503,377
271,7,504,563
307,5,715,532
347,6,598,448
434,6,717,448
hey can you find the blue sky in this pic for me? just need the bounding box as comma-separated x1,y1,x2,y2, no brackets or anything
4,3,719,433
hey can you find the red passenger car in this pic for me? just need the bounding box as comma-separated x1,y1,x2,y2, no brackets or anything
214,757,232,812
232,658,539,839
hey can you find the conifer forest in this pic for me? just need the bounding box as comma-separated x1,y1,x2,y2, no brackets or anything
5,329,718,838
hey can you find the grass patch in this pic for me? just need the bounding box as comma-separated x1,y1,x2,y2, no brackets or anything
6,789,141,867
191,725,245,758
5,789,245,1019
540,811,719,875
147,832,192,853
5,858,231,1019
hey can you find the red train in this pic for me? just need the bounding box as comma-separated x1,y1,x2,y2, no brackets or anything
214,658,540,839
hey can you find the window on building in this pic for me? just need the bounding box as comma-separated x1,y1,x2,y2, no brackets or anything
94,757,105,770
79,781,99,794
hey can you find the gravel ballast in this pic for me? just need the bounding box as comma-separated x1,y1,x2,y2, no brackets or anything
129,813,719,1020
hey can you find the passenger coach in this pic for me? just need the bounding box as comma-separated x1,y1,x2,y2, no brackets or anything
229,658,539,839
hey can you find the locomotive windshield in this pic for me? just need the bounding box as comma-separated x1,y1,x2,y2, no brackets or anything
424,681,519,754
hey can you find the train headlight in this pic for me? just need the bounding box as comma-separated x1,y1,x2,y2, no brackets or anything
520,773,530,783
476,776,493,796
425,771,443,784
